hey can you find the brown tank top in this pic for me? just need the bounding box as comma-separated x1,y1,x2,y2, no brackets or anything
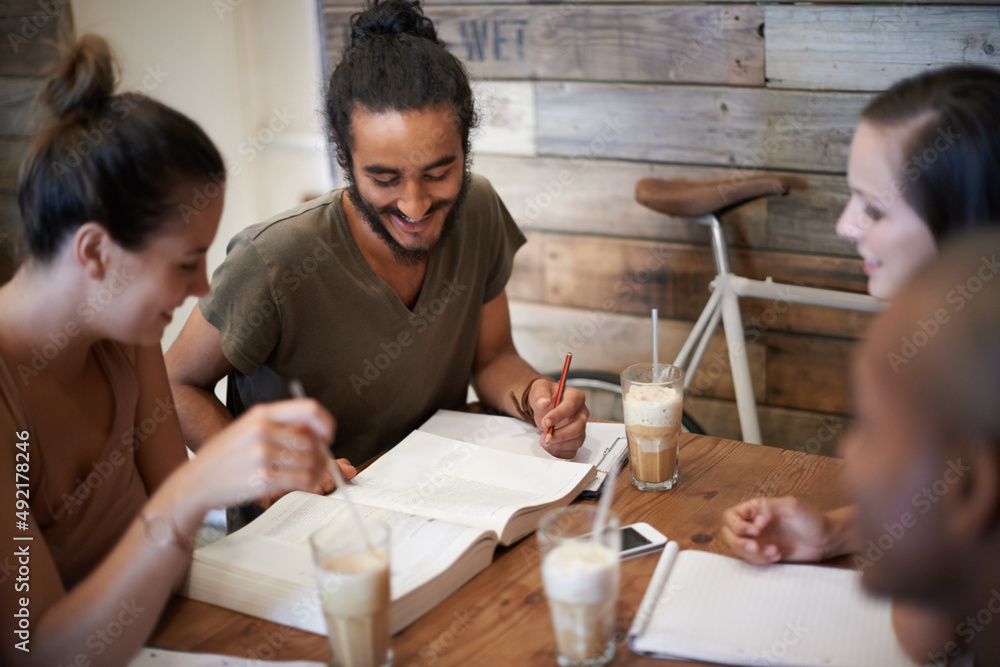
0,340,149,589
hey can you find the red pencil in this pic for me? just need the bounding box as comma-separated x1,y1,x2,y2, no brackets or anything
547,352,573,437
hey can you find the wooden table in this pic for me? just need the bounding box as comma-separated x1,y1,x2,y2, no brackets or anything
149,432,850,665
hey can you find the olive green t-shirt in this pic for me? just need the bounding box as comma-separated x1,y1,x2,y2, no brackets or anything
199,174,525,465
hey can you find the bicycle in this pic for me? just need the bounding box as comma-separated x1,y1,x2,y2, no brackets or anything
559,175,884,445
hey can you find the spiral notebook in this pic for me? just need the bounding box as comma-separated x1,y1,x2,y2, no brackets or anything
627,542,918,666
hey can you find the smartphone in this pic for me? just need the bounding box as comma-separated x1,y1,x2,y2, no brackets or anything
619,523,668,561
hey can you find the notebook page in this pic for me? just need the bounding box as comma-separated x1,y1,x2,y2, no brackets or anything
628,540,681,640
630,549,917,666
418,409,623,464
129,648,324,667
418,409,626,493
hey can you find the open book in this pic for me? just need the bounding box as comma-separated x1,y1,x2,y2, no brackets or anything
183,430,596,635
627,542,918,666
418,409,627,499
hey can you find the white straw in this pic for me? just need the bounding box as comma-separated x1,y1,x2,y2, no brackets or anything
289,380,374,552
652,308,659,379
590,472,615,545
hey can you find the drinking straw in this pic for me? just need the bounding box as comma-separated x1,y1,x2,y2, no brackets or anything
289,380,374,552
590,472,615,546
652,308,659,379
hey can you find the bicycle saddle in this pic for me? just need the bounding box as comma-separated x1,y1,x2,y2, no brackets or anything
635,175,794,218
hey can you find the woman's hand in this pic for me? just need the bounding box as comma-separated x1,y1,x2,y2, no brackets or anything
187,398,336,511
256,455,358,510
720,496,844,564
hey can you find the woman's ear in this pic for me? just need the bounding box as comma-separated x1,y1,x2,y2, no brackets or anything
72,222,114,280
945,436,1000,545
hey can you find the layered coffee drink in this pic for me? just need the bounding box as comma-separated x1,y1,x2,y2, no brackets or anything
311,518,393,667
315,549,391,667
621,364,684,491
542,540,619,666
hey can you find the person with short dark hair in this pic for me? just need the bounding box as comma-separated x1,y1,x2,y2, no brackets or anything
0,35,333,665
844,229,1000,666
721,66,1000,662
166,0,589,529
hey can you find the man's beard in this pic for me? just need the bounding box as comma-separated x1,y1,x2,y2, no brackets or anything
347,166,471,267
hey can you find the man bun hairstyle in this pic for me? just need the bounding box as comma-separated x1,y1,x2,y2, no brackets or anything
18,34,225,263
349,0,440,45
862,66,1000,244
325,0,477,176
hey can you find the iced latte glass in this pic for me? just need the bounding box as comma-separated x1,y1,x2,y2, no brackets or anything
310,519,392,667
539,505,621,667
620,363,684,491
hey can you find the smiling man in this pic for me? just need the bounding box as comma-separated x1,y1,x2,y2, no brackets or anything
165,0,588,529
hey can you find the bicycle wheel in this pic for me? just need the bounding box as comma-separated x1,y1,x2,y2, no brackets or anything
547,370,706,435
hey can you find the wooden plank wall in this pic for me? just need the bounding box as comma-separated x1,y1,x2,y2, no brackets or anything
0,0,72,283
319,2,1000,455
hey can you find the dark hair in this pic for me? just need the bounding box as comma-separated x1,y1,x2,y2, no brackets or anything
324,0,476,175
862,66,1000,243
17,34,225,263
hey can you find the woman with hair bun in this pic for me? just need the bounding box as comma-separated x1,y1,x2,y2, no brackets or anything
0,35,351,665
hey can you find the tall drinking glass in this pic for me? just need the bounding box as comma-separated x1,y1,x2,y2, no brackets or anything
310,519,392,667
539,505,621,666
621,363,684,491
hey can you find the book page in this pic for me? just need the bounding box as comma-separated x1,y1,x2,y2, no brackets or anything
418,410,627,495
341,430,594,538
237,490,344,543
629,546,917,666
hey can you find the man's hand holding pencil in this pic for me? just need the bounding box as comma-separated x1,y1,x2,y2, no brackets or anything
524,353,589,459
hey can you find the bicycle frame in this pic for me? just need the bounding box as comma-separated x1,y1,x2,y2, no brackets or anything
672,214,885,445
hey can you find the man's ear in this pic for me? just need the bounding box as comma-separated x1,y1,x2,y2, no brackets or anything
72,222,114,280
945,436,1000,545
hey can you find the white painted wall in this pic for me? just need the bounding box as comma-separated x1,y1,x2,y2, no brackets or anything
70,0,333,354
